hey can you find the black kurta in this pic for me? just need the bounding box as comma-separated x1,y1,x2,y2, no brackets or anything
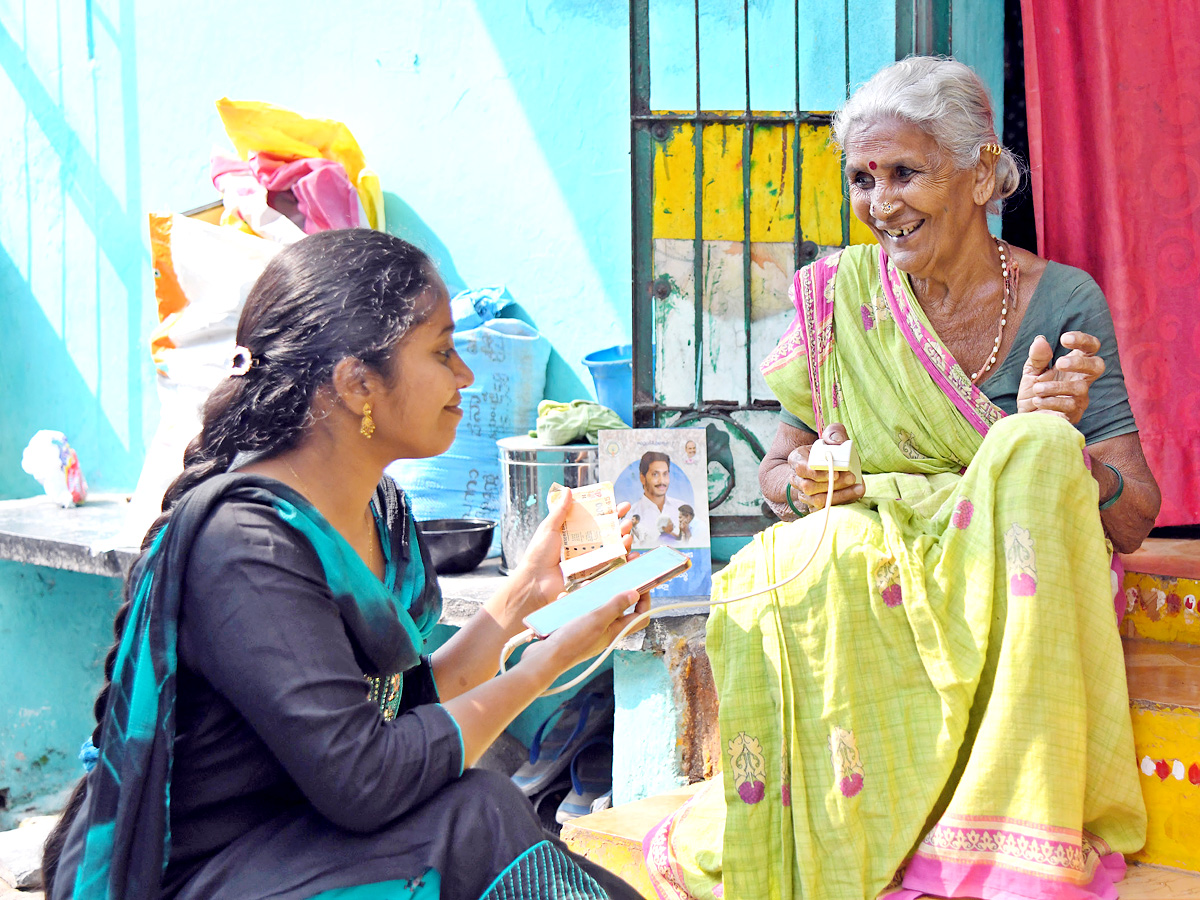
54,479,638,900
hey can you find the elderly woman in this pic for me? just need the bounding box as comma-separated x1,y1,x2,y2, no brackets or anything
644,57,1159,900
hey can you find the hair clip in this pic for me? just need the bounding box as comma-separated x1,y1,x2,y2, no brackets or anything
982,142,1002,156
228,345,257,377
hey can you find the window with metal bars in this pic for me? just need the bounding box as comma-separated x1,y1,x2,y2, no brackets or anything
629,0,951,541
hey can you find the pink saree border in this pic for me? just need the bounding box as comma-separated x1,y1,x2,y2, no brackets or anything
877,247,1006,439
883,851,1125,900
881,817,1126,900
760,252,841,434
642,791,709,900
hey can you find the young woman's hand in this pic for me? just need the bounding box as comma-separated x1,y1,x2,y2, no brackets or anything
513,496,635,610
520,588,650,676
511,489,573,604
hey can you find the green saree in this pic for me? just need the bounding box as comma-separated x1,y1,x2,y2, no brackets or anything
644,245,1145,900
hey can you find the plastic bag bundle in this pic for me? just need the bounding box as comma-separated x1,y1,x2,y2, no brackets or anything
22,430,88,507
110,214,283,547
107,101,382,549
211,98,384,242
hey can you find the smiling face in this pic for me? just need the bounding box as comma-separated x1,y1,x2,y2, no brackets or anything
844,120,990,282
373,280,474,460
640,460,670,501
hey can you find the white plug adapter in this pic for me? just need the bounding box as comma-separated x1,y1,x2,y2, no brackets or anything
808,439,863,486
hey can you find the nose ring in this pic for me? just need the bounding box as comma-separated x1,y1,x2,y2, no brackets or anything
879,200,894,215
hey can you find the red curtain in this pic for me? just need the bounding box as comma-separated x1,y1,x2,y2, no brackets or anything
1022,0,1200,526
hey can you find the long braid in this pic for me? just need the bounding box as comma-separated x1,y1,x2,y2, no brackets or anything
43,229,436,896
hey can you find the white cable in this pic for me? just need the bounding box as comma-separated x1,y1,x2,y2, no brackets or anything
498,461,841,698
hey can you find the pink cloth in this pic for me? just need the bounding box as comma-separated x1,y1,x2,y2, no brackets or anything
1022,0,1200,526
210,153,361,234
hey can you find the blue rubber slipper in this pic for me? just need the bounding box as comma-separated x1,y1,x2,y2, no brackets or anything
555,738,613,824
511,671,614,797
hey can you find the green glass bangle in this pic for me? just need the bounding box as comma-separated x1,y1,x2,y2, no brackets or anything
1098,462,1124,511
785,483,806,518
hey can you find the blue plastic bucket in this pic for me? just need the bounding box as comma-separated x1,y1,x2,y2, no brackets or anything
582,343,633,426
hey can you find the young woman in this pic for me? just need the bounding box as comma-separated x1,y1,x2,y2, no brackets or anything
44,229,646,900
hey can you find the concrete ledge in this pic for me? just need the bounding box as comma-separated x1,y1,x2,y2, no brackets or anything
1122,864,1200,897
0,496,658,645
1121,538,1200,580
0,492,503,626
0,495,136,578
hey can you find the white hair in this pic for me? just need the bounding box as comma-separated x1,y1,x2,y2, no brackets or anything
833,56,1022,215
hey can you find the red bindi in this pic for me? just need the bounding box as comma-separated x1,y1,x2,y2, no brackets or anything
868,161,877,170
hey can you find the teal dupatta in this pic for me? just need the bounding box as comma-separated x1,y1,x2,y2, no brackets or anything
71,473,440,900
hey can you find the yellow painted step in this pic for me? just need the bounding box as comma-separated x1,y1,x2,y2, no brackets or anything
1124,639,1200,873
1120,538,1200,646
562,783,702,899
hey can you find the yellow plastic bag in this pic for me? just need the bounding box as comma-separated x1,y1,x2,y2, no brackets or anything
215,98,384,232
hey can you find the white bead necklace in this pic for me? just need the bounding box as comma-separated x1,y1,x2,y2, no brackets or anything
970,236,1019,384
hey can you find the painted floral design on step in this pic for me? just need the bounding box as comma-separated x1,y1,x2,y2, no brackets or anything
830,726,865,797
1140,755,1200,786
728,732,767,805
1004,523,1038,597
860,304,875,331
874,558,903,607
1141,586,1168,621
1127,577,1200,626
951,498,974,530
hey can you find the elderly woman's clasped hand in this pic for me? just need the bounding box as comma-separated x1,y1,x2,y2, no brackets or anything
1017,332,1105,423
785,423,866,511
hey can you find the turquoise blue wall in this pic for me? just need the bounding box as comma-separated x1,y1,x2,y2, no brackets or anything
953,0,1006,123
612,649,684,804
0,0,1003,500
0,0,637,498
0,561,120,816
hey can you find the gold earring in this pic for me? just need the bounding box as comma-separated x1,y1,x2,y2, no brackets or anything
360,402,376,439
982,142,1002,156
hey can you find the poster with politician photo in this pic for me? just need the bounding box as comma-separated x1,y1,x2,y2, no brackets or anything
597,427,711,602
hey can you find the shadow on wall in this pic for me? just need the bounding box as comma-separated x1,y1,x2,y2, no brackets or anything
385,191,468,295
468,1,632,330
384,191,592,404
0,3,149,496
0,248,139,500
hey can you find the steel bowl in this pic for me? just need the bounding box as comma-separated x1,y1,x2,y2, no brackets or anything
416,518,496,575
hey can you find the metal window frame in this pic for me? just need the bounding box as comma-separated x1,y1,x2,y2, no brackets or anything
629,0,948,534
